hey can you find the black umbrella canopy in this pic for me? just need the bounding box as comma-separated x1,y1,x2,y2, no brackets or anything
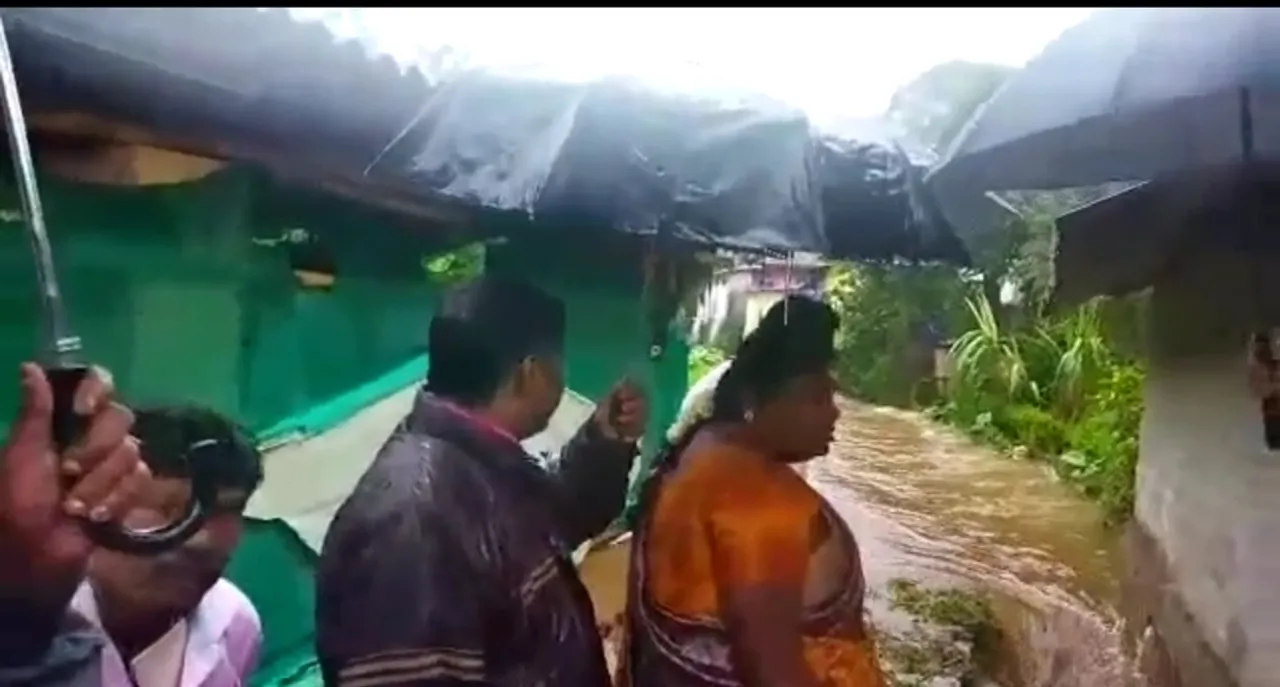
930,8,1280,236
1,7,969,264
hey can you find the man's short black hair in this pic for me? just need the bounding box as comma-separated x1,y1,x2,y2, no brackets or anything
426,276,567,405
131,404,264,497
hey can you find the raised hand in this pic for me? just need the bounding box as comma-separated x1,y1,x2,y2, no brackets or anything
594,378,648,442
0,363,147,606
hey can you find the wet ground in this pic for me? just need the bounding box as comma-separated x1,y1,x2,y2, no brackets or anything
815,398,1136,686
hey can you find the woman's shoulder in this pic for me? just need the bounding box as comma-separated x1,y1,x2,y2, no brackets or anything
683,437,817,513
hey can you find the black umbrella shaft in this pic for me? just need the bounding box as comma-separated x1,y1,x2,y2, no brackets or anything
0,17,80,365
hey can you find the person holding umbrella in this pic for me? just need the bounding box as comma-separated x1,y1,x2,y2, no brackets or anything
0,364,150,686
0,14,246,686
72,404,265,687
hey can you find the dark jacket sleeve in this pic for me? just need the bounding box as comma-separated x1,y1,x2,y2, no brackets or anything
0,593,61,666
0,597,105,687
542,420,638,548
316,436,497,687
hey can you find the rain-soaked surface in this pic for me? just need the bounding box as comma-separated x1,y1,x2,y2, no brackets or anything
815,398,1137,686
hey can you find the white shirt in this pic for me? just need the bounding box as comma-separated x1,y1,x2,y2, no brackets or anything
131,619,190,687
69,578,263,687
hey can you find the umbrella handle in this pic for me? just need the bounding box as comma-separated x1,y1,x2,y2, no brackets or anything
0,15,209,556
48,364,210,555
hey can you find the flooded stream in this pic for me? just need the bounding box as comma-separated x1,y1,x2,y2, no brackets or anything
815,398,1135,686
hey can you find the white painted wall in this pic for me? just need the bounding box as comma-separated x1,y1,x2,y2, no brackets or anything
744,291,783,337
1139,247,1280,687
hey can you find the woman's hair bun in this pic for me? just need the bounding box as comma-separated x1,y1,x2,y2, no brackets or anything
712,296,838,417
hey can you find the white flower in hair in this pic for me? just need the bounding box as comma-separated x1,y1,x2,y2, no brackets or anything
667,359,733,441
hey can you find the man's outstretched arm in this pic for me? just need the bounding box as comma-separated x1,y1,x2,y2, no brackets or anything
544,419,639,548
541,380,647,548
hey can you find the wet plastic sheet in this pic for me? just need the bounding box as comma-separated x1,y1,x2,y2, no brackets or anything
2,7,967,263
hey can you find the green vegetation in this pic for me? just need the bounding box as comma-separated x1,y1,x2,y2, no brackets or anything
933,291,1144,521
887,579,1000,648
422,241,486,286
879,579,1001,687
676,62,1144,522
826,61,1144,524
828,215,1143,523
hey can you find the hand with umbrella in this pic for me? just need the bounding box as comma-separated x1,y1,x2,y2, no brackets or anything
0,17,212,554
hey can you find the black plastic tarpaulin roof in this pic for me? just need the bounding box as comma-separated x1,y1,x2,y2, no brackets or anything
2,7,969,263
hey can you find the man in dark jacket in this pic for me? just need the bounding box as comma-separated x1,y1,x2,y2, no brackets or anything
316,276,647,687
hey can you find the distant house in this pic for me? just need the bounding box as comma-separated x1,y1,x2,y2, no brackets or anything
690,255,829,348
733,255,829,336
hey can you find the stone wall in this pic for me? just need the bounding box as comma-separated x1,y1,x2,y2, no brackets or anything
1134,247,1280,687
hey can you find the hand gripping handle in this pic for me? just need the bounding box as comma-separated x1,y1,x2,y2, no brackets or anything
47,364,210,555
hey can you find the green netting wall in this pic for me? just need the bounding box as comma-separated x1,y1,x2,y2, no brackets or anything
0,169,688,687
486,232,688,458
225,518,322,686
0,168,444,434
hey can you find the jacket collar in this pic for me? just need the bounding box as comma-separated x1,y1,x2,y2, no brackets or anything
407,390,528,457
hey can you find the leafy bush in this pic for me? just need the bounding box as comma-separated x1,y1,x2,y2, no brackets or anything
829,257,1145,524
828,262,972,406
825,57,1145,524
940,293,1144,523
422,242,486,287
996,403,1068,457
1060,361,1143,520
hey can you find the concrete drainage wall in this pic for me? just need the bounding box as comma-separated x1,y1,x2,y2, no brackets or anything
1131,247,1280,687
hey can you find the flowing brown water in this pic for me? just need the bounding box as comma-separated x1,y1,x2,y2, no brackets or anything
813,398,1136,686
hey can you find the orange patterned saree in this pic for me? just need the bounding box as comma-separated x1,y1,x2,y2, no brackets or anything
620,437,886,687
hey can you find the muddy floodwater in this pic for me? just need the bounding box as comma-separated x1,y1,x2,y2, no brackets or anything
816,398,1136,686
581,396,1142,685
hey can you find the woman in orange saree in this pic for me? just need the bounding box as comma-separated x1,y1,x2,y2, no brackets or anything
620,296,886,687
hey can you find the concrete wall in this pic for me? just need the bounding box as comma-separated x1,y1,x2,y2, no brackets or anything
1134,247,1280,687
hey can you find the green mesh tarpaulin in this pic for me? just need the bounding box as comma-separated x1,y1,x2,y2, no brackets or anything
487,232,688,456
0,167,447,433
0,170,689,686
225,519,322,687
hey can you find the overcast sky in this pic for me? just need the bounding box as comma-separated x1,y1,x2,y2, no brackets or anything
302,8,1095,119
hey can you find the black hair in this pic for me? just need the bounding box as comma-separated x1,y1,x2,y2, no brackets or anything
631,295,838,525
709,295,838,422
130,403,264,496
425,276,567,406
